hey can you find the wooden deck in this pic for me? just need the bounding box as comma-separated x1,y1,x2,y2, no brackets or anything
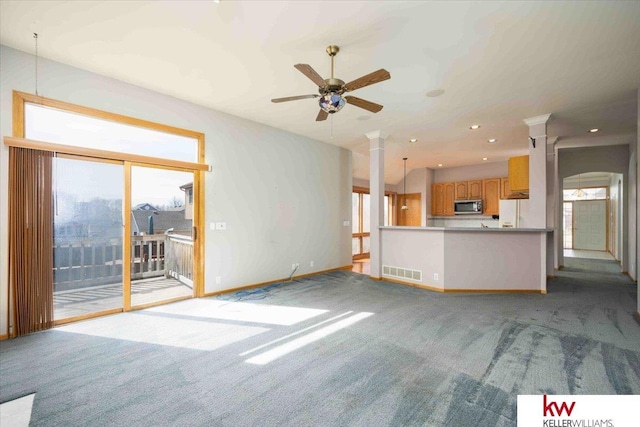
54,277,193,320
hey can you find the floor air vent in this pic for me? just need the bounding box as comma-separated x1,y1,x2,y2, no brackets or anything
382,265,422,282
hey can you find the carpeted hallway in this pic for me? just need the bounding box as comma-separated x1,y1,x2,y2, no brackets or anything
1,259,639,426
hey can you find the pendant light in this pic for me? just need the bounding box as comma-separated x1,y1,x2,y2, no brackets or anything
401,157,408,211
572,174,586,199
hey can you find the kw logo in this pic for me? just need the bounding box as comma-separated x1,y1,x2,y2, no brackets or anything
543,395,576,417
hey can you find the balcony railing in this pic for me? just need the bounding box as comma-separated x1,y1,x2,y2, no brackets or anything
53,233,193,291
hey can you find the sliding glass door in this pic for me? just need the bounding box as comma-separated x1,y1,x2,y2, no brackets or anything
53,156,124,321
10,91,206,331
129,165,195,308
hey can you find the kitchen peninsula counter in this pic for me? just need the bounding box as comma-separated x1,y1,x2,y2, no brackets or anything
379,226,553,293
383,226,553,232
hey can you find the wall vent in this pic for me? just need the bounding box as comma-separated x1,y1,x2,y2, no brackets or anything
382,265,422,282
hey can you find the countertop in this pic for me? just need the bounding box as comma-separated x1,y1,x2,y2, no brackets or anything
380,226,553,232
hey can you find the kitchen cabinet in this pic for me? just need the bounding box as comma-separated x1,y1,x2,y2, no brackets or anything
482,178,501,215
454,181,468,200
454,180,482,200
508,155,529,192
500,177,512,199
468,180,482,199
431,182,454,216
444,183,455,215
432,183,444,215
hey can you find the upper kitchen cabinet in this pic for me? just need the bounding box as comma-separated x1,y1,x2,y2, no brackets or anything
454,181,468,200
432,182,455,216
508,155,529,193
444,183,455,215
468,180,482,199
454,180,482,200
432,183,444,216
482,178,501,215
500,177,512,199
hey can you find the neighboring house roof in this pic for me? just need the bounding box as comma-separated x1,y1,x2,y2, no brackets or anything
131,210,191,235
133,203,159,211
179,182,193,190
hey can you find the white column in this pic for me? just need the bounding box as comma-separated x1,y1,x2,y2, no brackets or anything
547,136,559,272
523,114,551,229
524,114,551,293
365,130,388,279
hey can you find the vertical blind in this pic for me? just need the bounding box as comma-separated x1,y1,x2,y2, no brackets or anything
8,147,54,336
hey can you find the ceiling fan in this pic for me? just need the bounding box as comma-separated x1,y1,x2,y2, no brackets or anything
271,45,391,121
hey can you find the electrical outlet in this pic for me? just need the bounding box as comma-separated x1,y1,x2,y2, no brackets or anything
215,276,221,284
433,273,439,281
215,222,227,230
310,261,314,267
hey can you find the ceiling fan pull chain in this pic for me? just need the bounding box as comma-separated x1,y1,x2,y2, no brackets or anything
34,33,39,96
330,114,333,139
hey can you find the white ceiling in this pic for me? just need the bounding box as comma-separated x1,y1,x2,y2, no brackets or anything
1,1,638,184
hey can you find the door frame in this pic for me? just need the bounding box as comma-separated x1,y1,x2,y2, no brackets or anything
10,91,207,328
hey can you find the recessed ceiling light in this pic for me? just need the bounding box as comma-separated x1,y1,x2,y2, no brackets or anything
482,157,488,161
488,138,497,143
589,128,599,133
409,138,417,143
438,163,443,167
426,89,445,98
469,124,481,130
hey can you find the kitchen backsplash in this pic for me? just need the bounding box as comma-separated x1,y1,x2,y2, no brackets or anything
427,216,500,228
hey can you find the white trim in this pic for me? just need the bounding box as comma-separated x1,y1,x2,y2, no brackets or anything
523,114,552,126
364,130,389,140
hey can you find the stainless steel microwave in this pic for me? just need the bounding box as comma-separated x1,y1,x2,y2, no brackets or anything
454,199,483,215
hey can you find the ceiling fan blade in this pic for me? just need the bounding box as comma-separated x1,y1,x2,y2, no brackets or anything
344,69,391,92
294,64,326,87
271,94,319,103
316,109,329,121
345,96,383,113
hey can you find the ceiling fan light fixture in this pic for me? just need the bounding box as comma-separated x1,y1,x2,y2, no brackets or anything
319,92,345,113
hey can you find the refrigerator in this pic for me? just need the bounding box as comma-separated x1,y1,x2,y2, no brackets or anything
498,199,530,228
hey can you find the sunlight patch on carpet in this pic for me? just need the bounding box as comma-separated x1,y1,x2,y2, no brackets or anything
147,298,328,325
57,313,269,351
0,393,35,427
245,312,374,365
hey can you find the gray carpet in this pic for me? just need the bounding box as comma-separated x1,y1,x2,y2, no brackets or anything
1,262,639,427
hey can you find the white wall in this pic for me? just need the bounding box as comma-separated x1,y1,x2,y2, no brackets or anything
433,161,508,183
396,168,427,226
0,45,352,336
609,174,624,261
634,88,639,314
352,177,398,193
380,227,545,291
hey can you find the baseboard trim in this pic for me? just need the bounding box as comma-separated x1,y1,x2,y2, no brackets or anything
382,277,544,294
0,333,8,341
443,288,544,294
382,277,444,292
203,265,352,298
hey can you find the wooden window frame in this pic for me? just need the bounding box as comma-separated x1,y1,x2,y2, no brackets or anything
352,186,396,260
9,91,208,332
